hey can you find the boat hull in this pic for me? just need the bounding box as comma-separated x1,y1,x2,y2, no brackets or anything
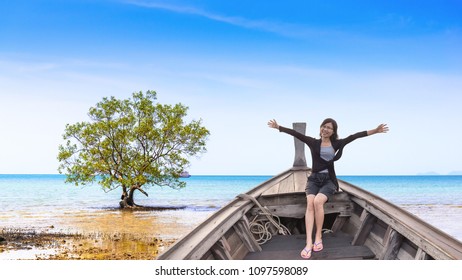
158,168,462,260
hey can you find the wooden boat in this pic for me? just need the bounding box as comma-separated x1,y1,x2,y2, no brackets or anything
158,124,462,260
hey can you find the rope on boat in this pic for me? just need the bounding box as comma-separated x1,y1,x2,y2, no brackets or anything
237,194,291,245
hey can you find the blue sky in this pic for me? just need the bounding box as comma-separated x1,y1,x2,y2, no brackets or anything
1,0,461,175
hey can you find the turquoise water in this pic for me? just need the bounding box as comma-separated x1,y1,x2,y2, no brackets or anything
339,175,462,205
2,174,461,210
0,174,272,212
1,174,462,241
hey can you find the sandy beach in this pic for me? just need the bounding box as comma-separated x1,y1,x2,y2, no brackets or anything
0,208,211,260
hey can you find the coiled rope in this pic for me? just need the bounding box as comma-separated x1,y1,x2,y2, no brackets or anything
237,194,291,245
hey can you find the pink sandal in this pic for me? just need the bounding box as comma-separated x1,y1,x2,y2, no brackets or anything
300,246,312,259
313,240,323,252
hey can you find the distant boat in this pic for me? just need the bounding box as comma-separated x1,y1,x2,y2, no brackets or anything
158,123,462,260
180,171,191,178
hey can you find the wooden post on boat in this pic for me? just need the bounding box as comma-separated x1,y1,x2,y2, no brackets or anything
292,123,307,168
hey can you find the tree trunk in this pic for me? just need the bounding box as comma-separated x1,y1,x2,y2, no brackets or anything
119,187,136,208
119,185,148,209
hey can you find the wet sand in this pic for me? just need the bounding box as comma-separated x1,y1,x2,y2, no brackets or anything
0,208,212,260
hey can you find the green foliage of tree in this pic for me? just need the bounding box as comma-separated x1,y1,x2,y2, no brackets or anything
58,91,209,208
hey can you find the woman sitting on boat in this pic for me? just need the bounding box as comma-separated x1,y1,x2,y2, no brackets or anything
268,118,389,259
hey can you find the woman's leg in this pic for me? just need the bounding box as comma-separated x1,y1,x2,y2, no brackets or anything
313,193,328,246
301,194,316,258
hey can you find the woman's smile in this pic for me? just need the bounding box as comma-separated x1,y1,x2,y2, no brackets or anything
320,124,334,138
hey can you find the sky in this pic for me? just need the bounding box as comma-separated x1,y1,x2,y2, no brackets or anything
1,0,461,176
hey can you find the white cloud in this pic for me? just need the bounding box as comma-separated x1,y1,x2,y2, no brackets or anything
123,0,330,39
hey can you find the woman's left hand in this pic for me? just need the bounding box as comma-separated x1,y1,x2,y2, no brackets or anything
375,124,389,134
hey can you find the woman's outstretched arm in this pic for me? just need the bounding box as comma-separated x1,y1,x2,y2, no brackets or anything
367,124,389,136
267,119,315,145
339,123,389,147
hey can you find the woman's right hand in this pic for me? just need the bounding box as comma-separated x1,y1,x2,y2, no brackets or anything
267,119,279,129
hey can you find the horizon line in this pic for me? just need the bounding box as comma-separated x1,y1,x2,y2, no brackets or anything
1,173,461,176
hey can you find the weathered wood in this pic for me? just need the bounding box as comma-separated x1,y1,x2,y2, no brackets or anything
251,204,305,219
362,218,387,256
158,168,298,260
292,123,307,167
371,218,388,242
324,201,353,215
245,234,375,260
261,169,311,196
350,195,460,260
211,236,232,260
259,192,306,205
380,227,404,260
201,251,214,260
260,190,351,205
352,210,377,246
331,215,349,233
278,173,294,193
250,201,353,219
341,180,462,260
231,240,248,260
188,203,253,259
261,183,280,196
233,216,262,252
396,239,417,260
415,248,430,260
226,230,248,260
158,165,462,261
260,173,293,196
294,170,307,192
256,191,352,219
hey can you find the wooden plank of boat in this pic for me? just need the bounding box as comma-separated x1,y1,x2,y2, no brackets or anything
246,168,462,260
157,167,376,260
339,179,462,260
157,168,297,260
245,233,375,260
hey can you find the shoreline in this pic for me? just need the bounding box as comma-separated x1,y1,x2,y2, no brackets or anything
0,226,174,260
0,225,175,260
0,207,212,260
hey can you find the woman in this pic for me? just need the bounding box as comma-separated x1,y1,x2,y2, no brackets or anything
268,118,388,259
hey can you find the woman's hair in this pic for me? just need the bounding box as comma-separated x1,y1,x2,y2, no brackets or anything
320,118,338,141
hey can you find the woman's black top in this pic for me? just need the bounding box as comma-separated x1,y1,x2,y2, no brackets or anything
279,126,368,190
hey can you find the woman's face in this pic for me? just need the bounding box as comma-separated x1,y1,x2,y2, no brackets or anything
320,122,334,139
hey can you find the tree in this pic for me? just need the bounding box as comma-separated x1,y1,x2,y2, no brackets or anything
58,91,209,208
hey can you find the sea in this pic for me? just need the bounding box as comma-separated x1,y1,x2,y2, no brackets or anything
1,174,462,243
